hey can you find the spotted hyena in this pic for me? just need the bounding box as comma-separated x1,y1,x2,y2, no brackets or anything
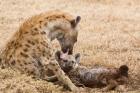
55,51,129,91
0,10,81,91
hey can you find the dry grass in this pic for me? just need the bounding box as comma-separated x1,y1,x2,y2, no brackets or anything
0,0,140,93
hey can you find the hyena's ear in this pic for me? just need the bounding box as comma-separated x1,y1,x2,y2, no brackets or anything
55,51,61,61
71,16,81,28
119,65,129,77
75,53,81,64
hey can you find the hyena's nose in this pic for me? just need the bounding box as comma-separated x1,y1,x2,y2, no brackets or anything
62,46,73,54
62,47,68,54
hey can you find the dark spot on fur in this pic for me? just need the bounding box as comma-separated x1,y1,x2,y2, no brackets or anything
9,55,12,58
55,68,58,71
27,40,35,45
64,73,67,76
0,58,1,64
40,41,48,47
34,28,38,31
11,60,16,65
41,31,46,35
42,53,46,57
50,63,56,66
23,48,28,52
44,22,47,26
25,44,30,47
24,32,29,34
39,25,42,29
24,62,28,65
24,67,27,70
54,26,61,30
20,63,23,66
30,71,35,75
35,39,39,43
19,44,22,47
45,17,49,19
27,70,34,75
15,44,22,49
62,15,65,18
37,46,41,51
42,50,47,56
17,60,20,63
39,21,43,23
49,54,52,57
11,41,14,44
37,61,43,67
40,42,44,45
28,62,32,64
20,52,29,58
32,31,39,36
47,56,49,60
56,16,61,18
13,43,18,46
1,66,5,69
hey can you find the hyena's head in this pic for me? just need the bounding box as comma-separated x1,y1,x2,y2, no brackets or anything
116,65,129,84
48,14,81,54
55,50,80,73
57,16,81,54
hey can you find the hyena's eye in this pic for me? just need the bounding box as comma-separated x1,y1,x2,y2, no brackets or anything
72,61,74,63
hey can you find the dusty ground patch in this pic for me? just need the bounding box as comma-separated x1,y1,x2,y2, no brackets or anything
0,0,140,93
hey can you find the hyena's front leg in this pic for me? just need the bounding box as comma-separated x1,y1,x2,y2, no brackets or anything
46,75,58,82
47,59,78,92
102,79,118,92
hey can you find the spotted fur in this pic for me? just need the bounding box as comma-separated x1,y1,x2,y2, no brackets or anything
0,10,81,91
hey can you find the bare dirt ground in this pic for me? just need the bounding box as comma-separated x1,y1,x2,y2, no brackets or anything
0,0,140,93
